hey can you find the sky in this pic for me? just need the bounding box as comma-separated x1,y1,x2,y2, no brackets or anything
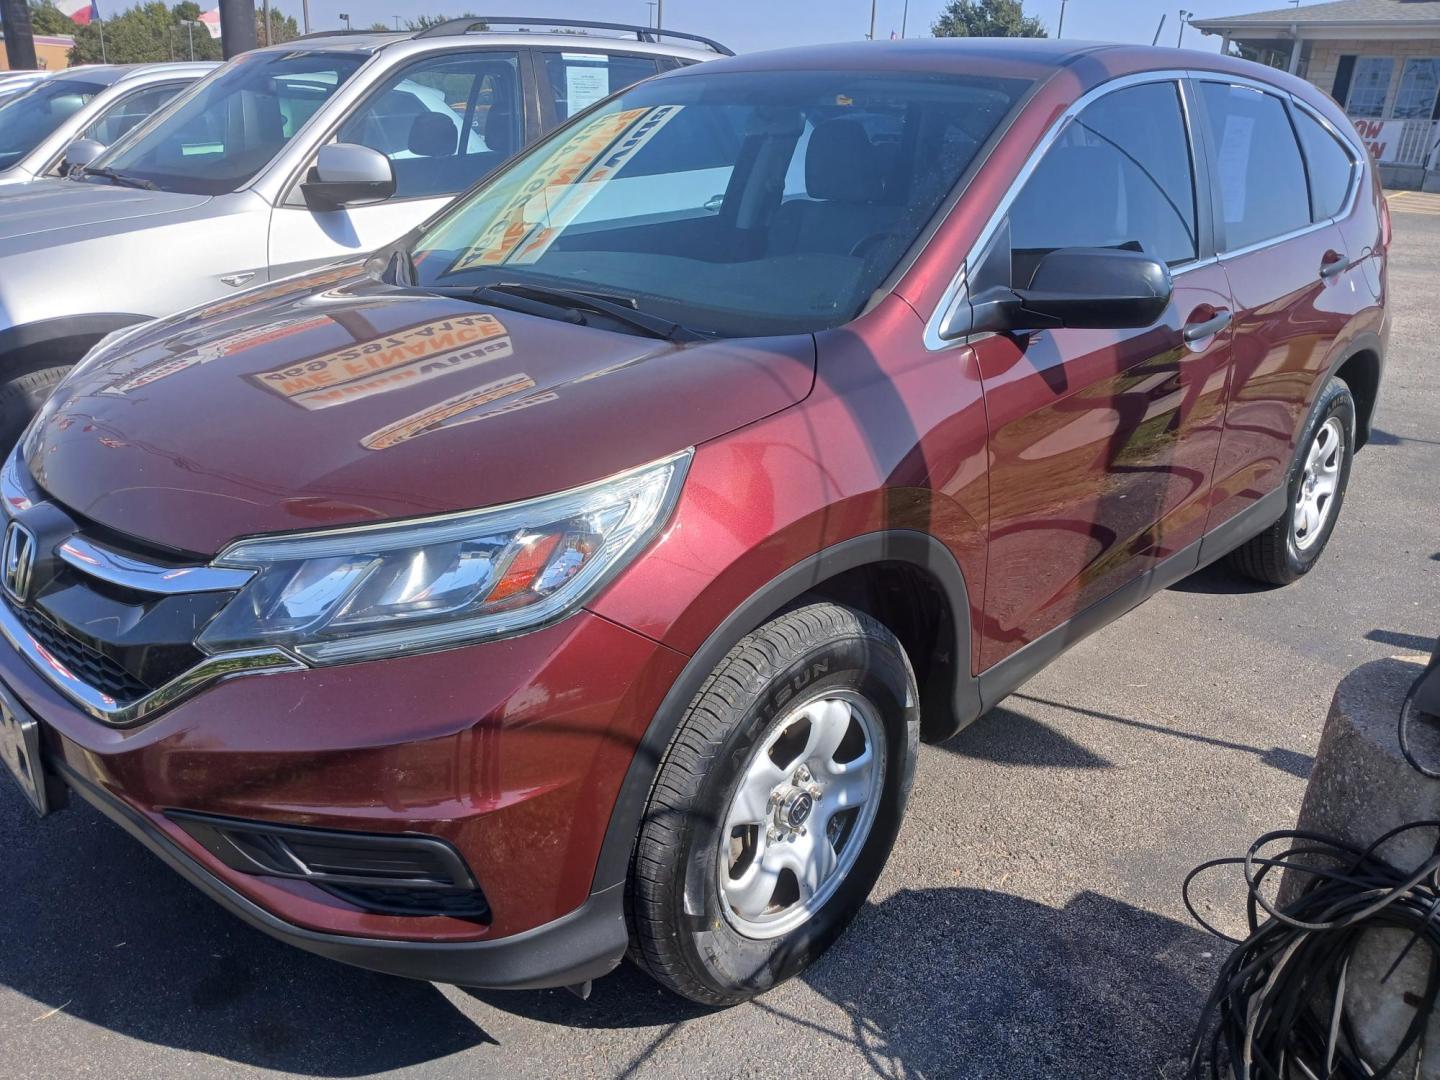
255,1,1311,55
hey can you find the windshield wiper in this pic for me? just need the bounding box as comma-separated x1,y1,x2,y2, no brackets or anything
470,281,698,343
78,165,157,191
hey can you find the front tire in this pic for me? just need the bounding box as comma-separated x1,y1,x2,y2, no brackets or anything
0,365,70,451
1229,376,1355,586
627,603,918,1005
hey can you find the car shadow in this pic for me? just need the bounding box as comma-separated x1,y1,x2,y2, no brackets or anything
3,785,1224,1077
1168,558,1279,595
477,887,1220,1079
933,703,1113,769
0,791,495,1075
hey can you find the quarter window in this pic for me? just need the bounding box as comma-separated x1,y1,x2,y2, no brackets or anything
1346,57,1394,119
1199,82,1309,251
539,52,661,123
1294,109,1356,221
1008,80,1197,281
336,52,522,200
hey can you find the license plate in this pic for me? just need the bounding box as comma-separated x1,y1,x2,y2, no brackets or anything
0,684,48,816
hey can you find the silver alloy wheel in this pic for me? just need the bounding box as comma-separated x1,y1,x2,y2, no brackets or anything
1293,415,1345,551
717,688,886,940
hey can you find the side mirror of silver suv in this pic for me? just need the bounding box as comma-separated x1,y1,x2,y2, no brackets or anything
61,138,107,175
302,144,396,211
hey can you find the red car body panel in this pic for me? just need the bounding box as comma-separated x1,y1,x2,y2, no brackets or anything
30,279,814,555
6,607,686,940
2,41,1389,986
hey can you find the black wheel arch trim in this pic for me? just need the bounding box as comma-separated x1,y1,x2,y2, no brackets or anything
590,529,979,894
0,313,151,367
1322,328,1385,448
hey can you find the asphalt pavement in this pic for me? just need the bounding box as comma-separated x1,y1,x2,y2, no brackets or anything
2,198,1437,1080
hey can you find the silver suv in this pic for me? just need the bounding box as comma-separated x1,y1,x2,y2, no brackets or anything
0,62,216,186
0,18,726,443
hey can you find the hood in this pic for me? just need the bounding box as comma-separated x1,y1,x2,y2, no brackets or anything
0,179,209,243
26,270,816,555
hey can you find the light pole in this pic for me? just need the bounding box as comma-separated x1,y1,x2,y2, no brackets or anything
1057,0,1068,38
646,1,656,28
901,0,909,38
393,15,401,30
1177,9,1191,47
656,0,663,31
302,0,311,34
182,18,199,59
868,0,876,39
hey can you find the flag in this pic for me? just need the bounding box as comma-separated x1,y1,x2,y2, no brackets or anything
200,8,221,39
53,0,99,25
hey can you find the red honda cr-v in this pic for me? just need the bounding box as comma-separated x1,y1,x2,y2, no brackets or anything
0,39,1387,1005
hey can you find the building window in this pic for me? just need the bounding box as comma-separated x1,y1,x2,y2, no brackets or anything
1394,58,1440,120
1346,56,1395,118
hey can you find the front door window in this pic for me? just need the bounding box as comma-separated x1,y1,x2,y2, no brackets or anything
336,51,522,200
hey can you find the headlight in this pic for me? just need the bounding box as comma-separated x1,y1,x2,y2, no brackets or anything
198,450,691,664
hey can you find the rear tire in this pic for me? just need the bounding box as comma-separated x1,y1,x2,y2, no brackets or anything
1228,376,1355,586
627,603,918,1006
0,365,70,451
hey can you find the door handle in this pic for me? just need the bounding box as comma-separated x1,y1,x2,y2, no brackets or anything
1319,250,1348,281
1182,309,1232,343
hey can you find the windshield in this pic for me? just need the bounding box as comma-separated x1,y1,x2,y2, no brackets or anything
0,78,105,171
409,68,1030,337
92,50,366,194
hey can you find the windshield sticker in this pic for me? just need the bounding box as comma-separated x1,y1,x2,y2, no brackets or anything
250,313,512,411
446,105,682,273
361,375,553,450
101,316,334,396
564,64,609,118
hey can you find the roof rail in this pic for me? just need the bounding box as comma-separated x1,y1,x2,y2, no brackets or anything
297,29,400,40
412,16,734,56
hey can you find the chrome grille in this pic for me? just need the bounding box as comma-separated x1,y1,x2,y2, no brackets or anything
11,603,151,703
0,452,302,726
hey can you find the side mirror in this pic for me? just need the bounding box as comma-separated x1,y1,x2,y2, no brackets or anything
302,143,396,210
62,137,106,174
949,247,1173,338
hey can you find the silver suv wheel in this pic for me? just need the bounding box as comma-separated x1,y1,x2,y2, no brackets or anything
717,688,886,940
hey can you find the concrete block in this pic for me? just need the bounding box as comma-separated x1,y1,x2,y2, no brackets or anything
1380,163,1425,190
1281,655,1440,1078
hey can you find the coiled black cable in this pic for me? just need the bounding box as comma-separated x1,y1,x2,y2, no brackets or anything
1183,657,1440,1079
1183,822,1440,1079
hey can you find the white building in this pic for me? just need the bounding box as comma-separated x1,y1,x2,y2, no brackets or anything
1192,0,1440,189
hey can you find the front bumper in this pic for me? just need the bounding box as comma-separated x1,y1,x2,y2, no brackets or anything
54,756,630,988
5,609,687,988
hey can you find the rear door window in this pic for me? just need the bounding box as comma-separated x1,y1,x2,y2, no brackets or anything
1008,80,1198,282
1293,108,1357,221
336,51,522,199
1199,82,1310,251
538,51,661,124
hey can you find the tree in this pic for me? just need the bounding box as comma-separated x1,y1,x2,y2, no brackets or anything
932,0,1047,38
255,7,300,45
29,2,76,36
67,2,224,63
